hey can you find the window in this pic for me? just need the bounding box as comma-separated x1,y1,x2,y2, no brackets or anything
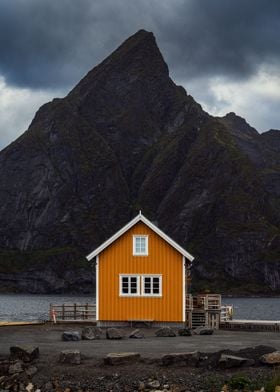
142,276,162,296
119,274,162,297
120,275,140,296
133,235,148,256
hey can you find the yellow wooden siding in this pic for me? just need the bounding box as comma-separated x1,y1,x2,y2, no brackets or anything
98,222,184,322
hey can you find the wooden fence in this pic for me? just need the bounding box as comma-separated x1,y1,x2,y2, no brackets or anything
49,303,96,322
186,294,222,311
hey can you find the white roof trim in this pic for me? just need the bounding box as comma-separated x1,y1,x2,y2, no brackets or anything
86,213,194,262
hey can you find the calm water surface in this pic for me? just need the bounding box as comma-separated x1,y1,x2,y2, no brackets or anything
0,294,95,321
0,294,280,321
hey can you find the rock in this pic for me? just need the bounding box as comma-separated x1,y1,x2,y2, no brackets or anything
81,327,102,340
19,382,26,391
61,331,81,341
104,352,140,365
178,328,192,336
8,361,24,374
59,350,81,365
229,345,276,364
197,351,222,369
43,382,54,391
192,326,214,335
129,329,144,339
10,346,39,362
260,351,280,365
25,366,38,377
147,380,160,388
26,383,34,392
161,352,199,366
155,327,176,337
106,328,124,340
218,354,255,368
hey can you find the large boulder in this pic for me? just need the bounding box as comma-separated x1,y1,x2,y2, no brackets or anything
155,327,176,337
81,327,102,340
8,361,24,374
59,350,81,365
129,329,144,339
62,331,81,341
104,352,140,365
198,346,276,369
218,354,255,369
193,326,214,335
161,352,199,366
25,366,38,377
106,328,124,340
178,328,192,336
261,351,280,365
10,346,39,362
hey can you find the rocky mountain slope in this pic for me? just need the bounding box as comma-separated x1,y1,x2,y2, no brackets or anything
0,30,279,294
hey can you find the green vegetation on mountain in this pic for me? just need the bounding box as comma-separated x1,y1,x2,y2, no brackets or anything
0,30,279,293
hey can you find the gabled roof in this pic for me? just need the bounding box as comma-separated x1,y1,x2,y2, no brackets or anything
86,212,194,262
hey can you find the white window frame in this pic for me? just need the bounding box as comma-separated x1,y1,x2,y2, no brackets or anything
141,275,162,297
133,235,148,256
119,274,140,297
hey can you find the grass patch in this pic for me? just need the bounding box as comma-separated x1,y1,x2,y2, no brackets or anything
265,370,280,392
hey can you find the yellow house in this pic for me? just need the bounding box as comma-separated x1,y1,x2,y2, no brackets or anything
86,212,194,327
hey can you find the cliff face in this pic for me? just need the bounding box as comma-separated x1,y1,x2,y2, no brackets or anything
0,30,279,294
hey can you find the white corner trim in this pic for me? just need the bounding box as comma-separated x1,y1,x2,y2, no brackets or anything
86,212,194,262
96,255,99,321
133,235,149,256
182,256,186,322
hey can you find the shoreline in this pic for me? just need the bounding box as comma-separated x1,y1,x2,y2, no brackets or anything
1,292,280,298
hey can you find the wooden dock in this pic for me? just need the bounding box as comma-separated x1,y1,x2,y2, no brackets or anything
0,321,46,327
220,319,280,332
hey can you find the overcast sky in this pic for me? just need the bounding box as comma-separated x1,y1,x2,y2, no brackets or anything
0,0,279,149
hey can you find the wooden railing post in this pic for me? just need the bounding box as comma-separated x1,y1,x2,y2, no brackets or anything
48,303,96,322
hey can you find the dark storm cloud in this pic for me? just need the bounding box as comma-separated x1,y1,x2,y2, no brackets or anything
0,0,279,89
0,0,146,88
156,0,280,83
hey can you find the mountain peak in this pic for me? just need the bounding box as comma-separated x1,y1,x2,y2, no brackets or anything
68,29,168,101
219,111,258,139
122,29,155,43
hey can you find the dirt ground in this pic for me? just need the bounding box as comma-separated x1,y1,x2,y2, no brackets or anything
1,323,280,358
0,323,278,391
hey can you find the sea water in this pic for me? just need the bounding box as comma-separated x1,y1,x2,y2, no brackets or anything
0,294,95,321
0,294,280,321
